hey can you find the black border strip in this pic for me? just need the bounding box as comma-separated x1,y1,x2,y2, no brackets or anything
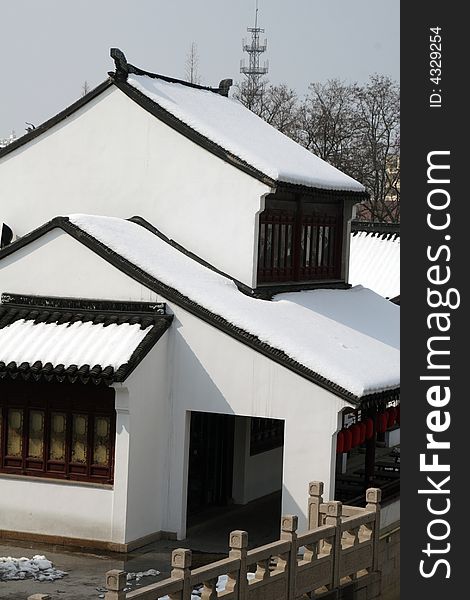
124,62,224,94
351,220,400,235
0,217,399,405
1,292,165,315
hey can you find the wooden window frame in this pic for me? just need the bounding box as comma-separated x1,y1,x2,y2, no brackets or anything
0,381,115,484
257,197,343,284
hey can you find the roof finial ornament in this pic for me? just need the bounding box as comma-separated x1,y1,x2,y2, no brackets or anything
110,48,129,82
218,79,233,97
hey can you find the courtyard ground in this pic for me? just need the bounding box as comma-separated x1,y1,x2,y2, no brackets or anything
0,492,281,599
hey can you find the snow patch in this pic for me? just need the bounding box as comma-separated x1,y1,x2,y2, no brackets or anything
127,568,160,582
349,231,400,299
0,319,152,371
0,555,68,582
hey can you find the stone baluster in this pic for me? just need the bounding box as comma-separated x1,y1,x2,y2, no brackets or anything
308,481,324,529
105,570,127,600
281,514,298,600
366,487,382,572
255,558,270,581
201,578,218,599
324,501,343,588
228,529,248,600
171,548,192,600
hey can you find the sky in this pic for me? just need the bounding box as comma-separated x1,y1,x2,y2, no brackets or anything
1,0,399,138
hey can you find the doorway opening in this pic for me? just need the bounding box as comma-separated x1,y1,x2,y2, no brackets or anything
186,411,235,522
186,412,285,549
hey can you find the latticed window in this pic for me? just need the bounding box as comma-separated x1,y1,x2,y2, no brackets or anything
258,207,296,283
0,382,115,483
257,198,343,284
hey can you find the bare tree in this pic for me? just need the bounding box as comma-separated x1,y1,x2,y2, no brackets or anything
185,42,201,85
236,74,400,223
297,76,400,222
352,75,400,222
297,80,359,173
235,82,298,137
235,74,268,111
81,81,90,97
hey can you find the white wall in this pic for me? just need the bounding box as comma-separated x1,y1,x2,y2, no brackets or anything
385,427,400,447
0,87,271,287
122,333,171,543
0,229,157,302
245,447,284,503
162,304,349,538
0,232,351,542
380,498,400,530
232,417,283,505
0,476,113,541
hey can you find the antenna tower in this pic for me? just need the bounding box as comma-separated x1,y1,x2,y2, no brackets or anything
240,0,268,101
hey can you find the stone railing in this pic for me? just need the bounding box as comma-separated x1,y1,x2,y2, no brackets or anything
101,484,381,600
27,483,381,600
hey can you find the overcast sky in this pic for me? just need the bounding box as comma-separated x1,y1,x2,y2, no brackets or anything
1,0,399,137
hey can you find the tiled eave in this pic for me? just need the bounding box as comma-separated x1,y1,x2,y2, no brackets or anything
0,293,173,386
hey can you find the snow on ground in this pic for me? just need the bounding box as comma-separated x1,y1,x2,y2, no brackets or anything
128,75,365,192
69,215,399,398
349,232,400,299
127,568,160,582
0,319,152,371
0,555,67,582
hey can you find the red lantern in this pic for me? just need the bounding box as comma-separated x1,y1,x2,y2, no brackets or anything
351,424,361,448
377,412,388,433
387,407,397,428
343,428,352,453
365,418,374,440
360,422,367,444
336,430,345,454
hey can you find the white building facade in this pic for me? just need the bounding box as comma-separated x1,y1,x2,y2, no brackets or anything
0,50,399,551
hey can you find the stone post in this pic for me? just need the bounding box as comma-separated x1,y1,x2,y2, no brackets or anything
308,481,324,529
105,569,127,600
366,487,382,572
229,530,249,600
171,548,192,600
281,515,298,600
324,501,343,588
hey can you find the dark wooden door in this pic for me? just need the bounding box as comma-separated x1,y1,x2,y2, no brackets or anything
187,411,235,517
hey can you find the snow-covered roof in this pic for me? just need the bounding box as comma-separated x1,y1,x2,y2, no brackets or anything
127,74,365,192
349,230,400,299
60,215,398,400
0,51,366,195
0,296,171,384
